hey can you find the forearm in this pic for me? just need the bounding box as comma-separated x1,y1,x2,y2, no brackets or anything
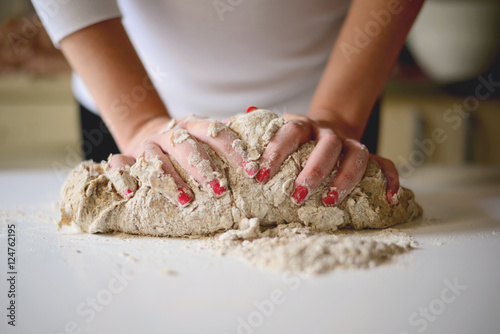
60,18,170,152
308,0,424,140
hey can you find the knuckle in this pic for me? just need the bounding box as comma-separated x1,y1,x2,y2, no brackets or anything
352,142,370,161
338,171,356,185
307,166,325,180
285,121,303,133
186,120,208,134
283,114,307,122
386,170,398,181
344,172,355,183
114,154,134,164
343,138,355,146
284,120,309,138
143,143,159,152
358,147,369,162
359,143,368,152
124,156,136,165
344,138,362,149
107,154,120,164
142,143,164,159
386,159,396,170
263,148,283,167
322,129,340,145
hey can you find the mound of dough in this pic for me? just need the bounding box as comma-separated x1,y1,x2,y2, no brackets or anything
58,110,422,237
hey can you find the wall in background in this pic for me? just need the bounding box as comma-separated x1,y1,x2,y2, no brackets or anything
379,81,500,170
0,74,81,169
0,0,32,22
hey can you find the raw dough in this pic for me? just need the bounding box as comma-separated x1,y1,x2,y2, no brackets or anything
59,109,422,238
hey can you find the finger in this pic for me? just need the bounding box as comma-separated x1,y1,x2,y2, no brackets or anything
370,154,400,204
104,154,138,199
159,128,228,197
182,118,258,178
322,139,369,206
256,119,311,184
290,127,342,205
131,143,193,207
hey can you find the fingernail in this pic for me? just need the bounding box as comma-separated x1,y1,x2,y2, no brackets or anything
246,106,258,113
123,189,134,199
209,179,227,196
178,187,192,206
241,162,257,177
256,168,270,183
389,188,399,204
291,185,308,205
322,189,339,206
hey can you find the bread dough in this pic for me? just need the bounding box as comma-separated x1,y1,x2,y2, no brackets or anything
58,110,422,237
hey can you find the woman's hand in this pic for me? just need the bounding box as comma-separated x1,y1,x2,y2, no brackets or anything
105,115,258,206
106,111,399,208
255,113,400,206
282,0,424,206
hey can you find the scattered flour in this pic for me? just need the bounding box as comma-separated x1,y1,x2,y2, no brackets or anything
201,219,416,274
57,109,423,274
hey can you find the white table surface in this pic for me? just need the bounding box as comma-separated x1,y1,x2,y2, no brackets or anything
0,165,499,334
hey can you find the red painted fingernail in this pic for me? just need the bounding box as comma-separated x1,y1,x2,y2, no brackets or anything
256,168,270,183
209,179,226,196
246,106,258,113
178,187,192,206
322,189,339,206
292,185,308,204
123,189,133,198
241,162,257,177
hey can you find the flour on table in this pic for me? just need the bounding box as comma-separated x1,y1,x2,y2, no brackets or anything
58,109,422,273
203,222,417,274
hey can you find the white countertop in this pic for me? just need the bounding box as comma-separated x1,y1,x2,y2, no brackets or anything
1,165,499,334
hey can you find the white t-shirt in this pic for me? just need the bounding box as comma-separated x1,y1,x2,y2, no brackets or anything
32,0,350,120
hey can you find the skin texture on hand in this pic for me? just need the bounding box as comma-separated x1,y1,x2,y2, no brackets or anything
254,113,399,206
106,108,400,209
106,114,260,206
308,0,424,138
60,18,170,152
292,0,423,205
57,0,423,209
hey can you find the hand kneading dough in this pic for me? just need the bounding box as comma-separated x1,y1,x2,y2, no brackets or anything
58,110,422,237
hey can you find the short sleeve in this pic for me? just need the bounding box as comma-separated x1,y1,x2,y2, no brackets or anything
31,0,122,48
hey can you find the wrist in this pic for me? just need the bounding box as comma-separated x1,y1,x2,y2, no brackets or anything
307,108,364,141
121,115,172,154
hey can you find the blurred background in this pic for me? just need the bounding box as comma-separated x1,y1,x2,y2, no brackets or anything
0,0,499,173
